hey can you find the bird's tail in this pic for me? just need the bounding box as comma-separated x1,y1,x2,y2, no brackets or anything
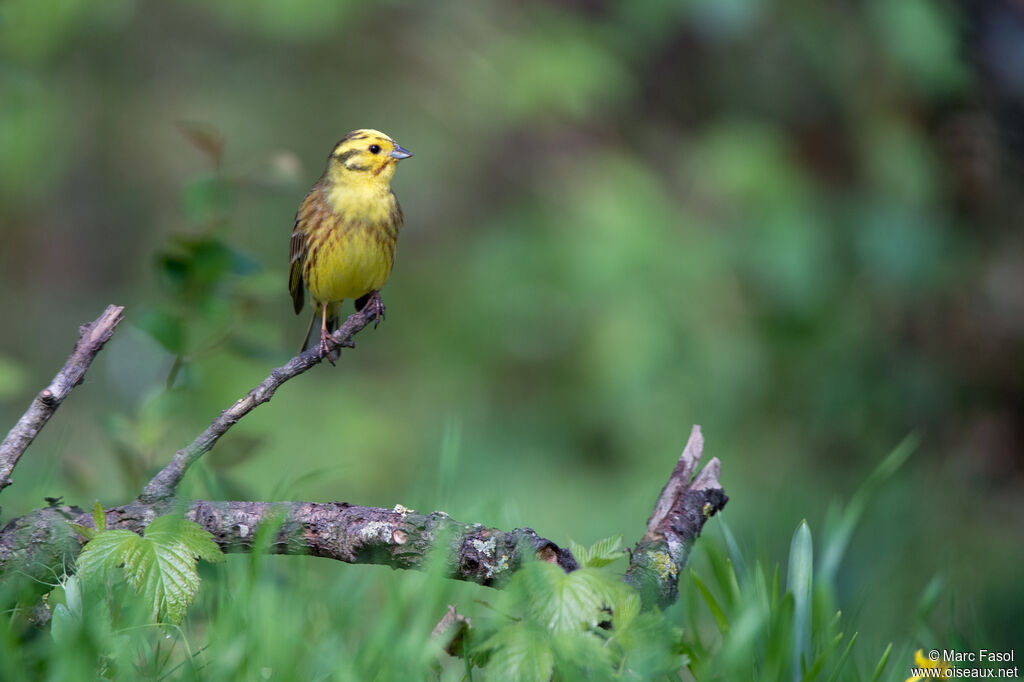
300,302,341,353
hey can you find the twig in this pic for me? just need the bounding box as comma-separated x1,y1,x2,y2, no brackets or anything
138,305,377,502
624,425,728,608
0,305,125,494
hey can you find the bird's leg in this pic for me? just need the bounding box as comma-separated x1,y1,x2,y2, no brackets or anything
319,301,336,366
361,290,386,329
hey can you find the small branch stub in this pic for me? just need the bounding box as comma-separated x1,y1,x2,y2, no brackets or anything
432,605,472,657
625,425,728,609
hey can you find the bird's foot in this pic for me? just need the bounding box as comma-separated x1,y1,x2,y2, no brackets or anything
360,291,386,329
319,330,337,366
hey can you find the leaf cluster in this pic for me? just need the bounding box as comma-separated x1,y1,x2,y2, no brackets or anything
462,537,683,681
71,505,224,625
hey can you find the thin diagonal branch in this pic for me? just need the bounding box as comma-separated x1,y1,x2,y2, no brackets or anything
0,305,125,494
138,305,379,503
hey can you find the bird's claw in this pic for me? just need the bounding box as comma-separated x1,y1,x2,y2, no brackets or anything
366,292,386,329
319,332,336,366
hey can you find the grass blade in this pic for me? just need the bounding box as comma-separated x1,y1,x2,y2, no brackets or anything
787,521,813,681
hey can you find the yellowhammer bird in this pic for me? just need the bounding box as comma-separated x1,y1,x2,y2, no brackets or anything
288,129,412,360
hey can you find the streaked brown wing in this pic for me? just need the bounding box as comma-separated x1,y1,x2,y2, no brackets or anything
288,223,306,315
289,185,331,314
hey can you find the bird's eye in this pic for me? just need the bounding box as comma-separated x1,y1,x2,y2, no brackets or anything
369,144,381,154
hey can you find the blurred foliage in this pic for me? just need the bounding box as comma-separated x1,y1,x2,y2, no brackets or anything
1,0,1023,678
0,444,943,680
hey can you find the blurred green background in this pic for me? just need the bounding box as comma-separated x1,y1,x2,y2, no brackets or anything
1,0,1022,668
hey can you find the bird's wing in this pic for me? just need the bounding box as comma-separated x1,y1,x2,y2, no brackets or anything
288,216,308,315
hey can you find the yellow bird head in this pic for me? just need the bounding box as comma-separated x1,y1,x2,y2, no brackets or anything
324,129,412,187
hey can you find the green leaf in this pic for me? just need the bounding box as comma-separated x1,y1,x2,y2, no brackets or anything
181,173,236,224
50,575,84,644
75,514,224,624
50,603,77,644
142,514,224,564
820,434,917,584
75,529,144,576
68,524,96,540
870,642,893,682
568,539,589,567
719,517,747,583
135,306,186,355
550,630,613,677
916,574,944,621
0,354,29,400
63,575,83,615
480,622,554,682
92,501,106,532
691,569,730,633
515,562,623,635
583,535,626,568
611,589,641,632
568,535,627,569
825,632,858,682
788,521,814,680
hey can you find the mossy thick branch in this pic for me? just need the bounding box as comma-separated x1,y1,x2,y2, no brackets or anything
0,498,577,601
0,305,124,494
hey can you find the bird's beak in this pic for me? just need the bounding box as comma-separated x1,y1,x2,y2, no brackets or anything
389,144,413,160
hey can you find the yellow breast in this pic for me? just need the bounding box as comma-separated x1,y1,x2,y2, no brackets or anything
303,185,400,304
306,224,396,302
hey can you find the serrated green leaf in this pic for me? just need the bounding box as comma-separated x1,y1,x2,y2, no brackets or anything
92,501,106,532
143,514,224,564
583,535,626,568
75,529,143,578
74,514,223,624
611,589,641,632
611,610,685,678
515,562,624,635
569,535,627,569
480,622,554,682
550,630,613,677
123,532,202,623
568,539,589,567
548,569,616,633
539,565,619,634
